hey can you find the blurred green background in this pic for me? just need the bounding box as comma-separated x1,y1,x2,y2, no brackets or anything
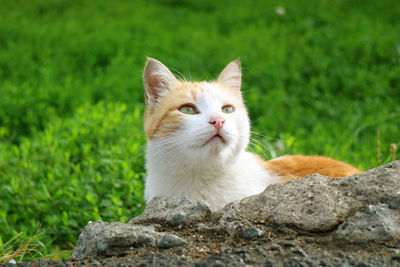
0,0,399,261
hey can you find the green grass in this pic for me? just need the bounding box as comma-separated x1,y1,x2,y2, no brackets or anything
0,0,399,260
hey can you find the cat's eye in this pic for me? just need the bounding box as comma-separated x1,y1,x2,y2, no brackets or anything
179,105,197,115
222,105,235,114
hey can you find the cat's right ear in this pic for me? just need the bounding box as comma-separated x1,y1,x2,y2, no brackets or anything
217,59,242,91
143,58,177,106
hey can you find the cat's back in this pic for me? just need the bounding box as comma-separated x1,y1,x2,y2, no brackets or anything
264,155,362,182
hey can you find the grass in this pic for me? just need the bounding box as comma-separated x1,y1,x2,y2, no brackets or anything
0,231,45,264
0,0,399,261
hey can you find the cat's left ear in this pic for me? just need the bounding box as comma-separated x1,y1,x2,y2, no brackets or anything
217,59,241,91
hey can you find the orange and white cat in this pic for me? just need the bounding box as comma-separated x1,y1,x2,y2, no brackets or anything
143,58,361,211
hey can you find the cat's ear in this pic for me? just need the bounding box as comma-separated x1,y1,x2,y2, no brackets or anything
217,59,241,91
143,58,177,106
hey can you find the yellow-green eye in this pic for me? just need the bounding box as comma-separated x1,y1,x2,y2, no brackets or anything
222,105,235,114
179,105,197,115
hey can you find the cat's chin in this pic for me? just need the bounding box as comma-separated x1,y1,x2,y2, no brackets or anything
203,134,226,146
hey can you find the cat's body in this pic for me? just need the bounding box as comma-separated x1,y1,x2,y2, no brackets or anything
143,58,361,211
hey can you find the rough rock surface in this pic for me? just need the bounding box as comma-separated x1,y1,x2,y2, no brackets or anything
130,196,211,227
16,160,400,266
70,221,162,259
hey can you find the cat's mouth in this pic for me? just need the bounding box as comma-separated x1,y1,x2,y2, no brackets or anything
204,134,226,146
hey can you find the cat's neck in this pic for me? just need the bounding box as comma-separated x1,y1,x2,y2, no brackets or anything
144,142,278,210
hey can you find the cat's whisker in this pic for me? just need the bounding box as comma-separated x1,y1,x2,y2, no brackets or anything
249,137,273,160
171,68,187,82
251,131,281,142
186,62,192,81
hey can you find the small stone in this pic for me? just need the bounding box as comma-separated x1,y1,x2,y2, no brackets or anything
157,234,187,249
173,247,185,255
169,212,187,226
319,259,328,267
220,246,230,252
226,214,237,222
270,243,283,254
385,248,398,255
96,242,107,252
356,262,373,267
347,254,354,260
365,205,375,215
392,255,400,262
386,200,398,209
105,249,114,257
283,241,296,247
292,248,308,257
255,247,268,256
195,262,208,267
233,247,249,254
304,258,318,267
265,259,276,267
242,227,262,240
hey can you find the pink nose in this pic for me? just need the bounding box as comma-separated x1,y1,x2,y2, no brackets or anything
209,116,225,130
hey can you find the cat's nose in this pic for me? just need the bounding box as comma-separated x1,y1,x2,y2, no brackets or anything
209,116,225,130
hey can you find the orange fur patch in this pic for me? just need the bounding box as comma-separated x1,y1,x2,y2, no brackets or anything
264,155,362,182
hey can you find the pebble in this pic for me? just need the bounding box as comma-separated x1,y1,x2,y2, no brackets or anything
270,243,283,254
283,241,296,247
169,212,187,226
392,255,400,262
157,234,187,249
225,214,237,222
173,247,185,255
242,227,262,240
265,259,276,267
96,242,108,252
319,259,328,267
292,248,308,257
255,247,268,256
356,262,373,267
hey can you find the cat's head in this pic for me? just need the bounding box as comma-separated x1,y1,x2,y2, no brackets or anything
143,58,250,167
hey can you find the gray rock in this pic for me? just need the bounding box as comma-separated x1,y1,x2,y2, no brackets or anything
334,204,400,246
68,161,400,266
292,248,308,257
283,241,297,248
130,196,211,226
217,160,400,234
242,227,262,239
270,243,283,254
71,221,162,260
157,234,187,249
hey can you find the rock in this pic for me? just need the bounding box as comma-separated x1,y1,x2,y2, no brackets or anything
217,174,356,233
334,204,400,246
71,221,162,260
283,241,297,247
292,248,308,257
66,161,400,266
270,243,283,254
129,196,211,227
265,259,277,267
217,160,400,234
242,227,262,239
157,234,187,249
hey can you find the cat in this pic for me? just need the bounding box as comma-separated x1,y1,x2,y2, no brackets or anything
142,58,362,211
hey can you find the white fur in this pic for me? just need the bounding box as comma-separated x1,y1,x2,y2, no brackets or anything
144,82,278,211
